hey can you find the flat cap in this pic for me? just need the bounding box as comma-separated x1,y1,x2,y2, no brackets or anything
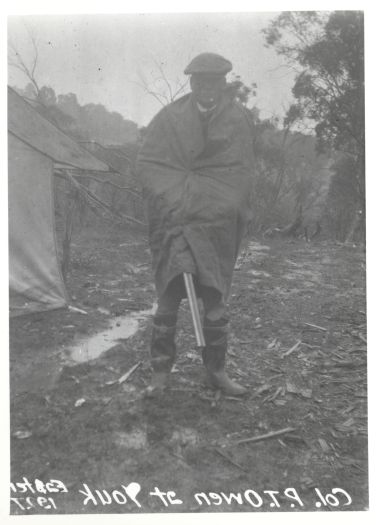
184,53,232,75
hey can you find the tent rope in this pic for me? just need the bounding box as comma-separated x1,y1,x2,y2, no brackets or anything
54,169,146,227
71,172,142,199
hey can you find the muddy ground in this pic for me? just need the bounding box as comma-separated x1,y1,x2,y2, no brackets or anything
9,225,368,514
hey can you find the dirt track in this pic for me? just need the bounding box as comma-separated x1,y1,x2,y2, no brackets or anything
9,226,367,514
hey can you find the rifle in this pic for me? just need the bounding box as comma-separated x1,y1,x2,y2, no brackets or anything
183,272,205,348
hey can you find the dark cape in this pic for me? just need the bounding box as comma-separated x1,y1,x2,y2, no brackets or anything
136,91,256,299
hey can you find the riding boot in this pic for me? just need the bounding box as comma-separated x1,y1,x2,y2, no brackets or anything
146,313,177,397
202,318,247,396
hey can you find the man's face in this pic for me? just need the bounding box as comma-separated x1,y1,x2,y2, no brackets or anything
190,74,226,108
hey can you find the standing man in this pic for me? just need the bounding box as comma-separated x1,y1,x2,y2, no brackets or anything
137,53,255,396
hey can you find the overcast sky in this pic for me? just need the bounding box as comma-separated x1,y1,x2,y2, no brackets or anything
8,13,296,126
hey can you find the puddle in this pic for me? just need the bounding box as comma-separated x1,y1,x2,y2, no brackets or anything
69,303,157,363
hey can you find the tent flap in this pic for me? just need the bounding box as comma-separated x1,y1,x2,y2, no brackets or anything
8,87,109,172
9,134,68,313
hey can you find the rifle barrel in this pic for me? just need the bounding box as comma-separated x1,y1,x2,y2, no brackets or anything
183,273,205,348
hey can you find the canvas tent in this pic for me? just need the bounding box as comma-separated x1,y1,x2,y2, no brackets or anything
79,141,133,175
8,86,109,315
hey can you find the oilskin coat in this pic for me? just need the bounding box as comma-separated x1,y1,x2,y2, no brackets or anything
137,91,255,299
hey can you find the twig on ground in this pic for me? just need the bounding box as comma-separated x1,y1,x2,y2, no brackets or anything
263,386,284,404
249,384,272,400
234,427,296,445
300,342,321,349
118,361,142,384
214,448,248,472
356,333,367,344
68,305,88,315
282,340,301,358
267,373,284,381
303,322,327,331
350,462,367,473
101,362,143,407
345,329,367,345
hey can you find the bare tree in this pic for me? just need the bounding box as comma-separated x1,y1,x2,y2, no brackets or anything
133,56,189,107
8,25,41,99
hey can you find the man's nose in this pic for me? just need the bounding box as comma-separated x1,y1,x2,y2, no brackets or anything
200,85,215,93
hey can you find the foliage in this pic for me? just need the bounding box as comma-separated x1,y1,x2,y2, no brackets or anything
136,57,189,106
226,75,257,106
323,154,364,241
264,11,364,154
263,11,365,240
248,111,332,234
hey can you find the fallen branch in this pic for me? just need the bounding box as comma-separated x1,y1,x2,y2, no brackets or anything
72,173,142,199
235,427,296,445
303,322,327,332
282,340,301,358
249,384,272,400
262,386,284,404
214,448,248,472
55,170,145,226
68,305,88,315
353,332,367,344
101,362,143,409
118,361,142,384
267,373,284,381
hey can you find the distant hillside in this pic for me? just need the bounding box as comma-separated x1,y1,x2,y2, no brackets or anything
12,83,139,145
